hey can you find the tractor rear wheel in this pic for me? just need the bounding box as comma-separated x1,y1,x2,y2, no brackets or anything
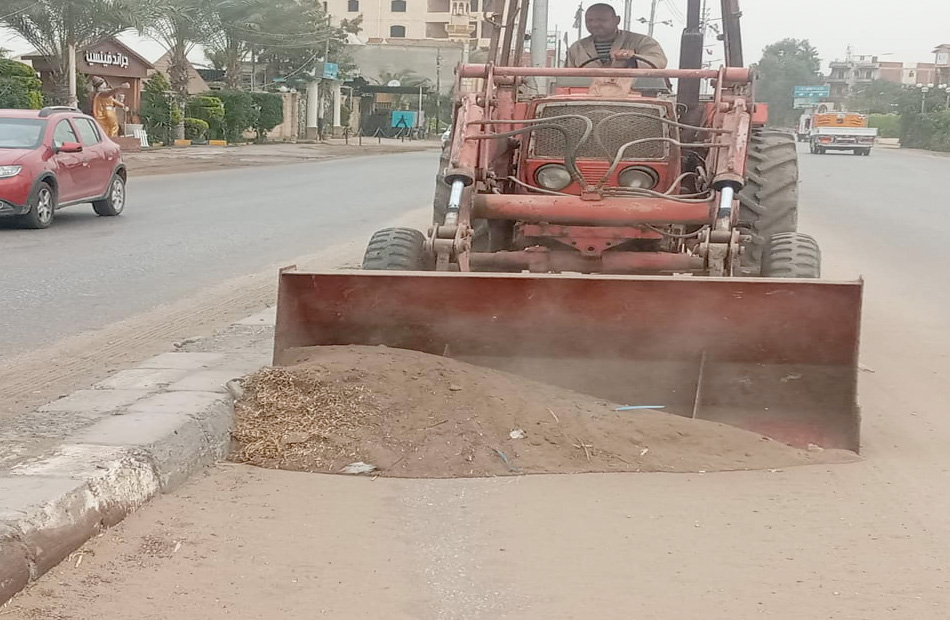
761,232,821,278
362,227,431,271
738,130,799,275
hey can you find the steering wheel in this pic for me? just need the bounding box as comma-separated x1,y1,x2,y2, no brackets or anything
578,54,672,91
578,54,660,69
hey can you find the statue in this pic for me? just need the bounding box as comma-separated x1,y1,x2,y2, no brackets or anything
89,76,130,138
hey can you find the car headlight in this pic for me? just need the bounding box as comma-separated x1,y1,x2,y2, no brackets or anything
0,165,22,179
618,166,659,189
534,164,573,191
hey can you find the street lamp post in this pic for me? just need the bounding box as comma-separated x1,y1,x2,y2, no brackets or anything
939,85,950,110
921,85,930,114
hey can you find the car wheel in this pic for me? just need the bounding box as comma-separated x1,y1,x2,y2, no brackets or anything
92,175,126,217
17,182,55,229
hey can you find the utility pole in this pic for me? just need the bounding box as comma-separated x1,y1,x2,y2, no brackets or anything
67,42,77,107
575,3,583,43
435,48,442,132
648,0,659,36
530,0,548,67
623,0,632,30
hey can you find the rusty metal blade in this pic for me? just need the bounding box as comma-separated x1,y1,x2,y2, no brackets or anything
274,271,863,451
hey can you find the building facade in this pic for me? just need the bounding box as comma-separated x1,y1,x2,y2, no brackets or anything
826,54,880,99
326,0,498,48
23,38,153,115
825,48,946,103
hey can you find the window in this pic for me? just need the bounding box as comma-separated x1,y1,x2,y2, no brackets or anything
470,0,478,11
74,118,102,145
390,24,406,37
0,118,46,149
53,120,79,147
391,0,406,11
347,0,359,10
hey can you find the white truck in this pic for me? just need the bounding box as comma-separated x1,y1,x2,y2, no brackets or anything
808,112,878,156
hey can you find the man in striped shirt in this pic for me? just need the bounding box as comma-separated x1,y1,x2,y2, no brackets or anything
565,3,668,70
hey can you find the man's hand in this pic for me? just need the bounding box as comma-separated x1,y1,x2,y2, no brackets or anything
611,49,638,61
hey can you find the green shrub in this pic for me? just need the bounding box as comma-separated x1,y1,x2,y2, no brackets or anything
186,95,225,139
140,72,181,145
184,117,210,141
868,114,900,139
215,90,258,143
900,110,950,152
251,92,284,141
0,59,43,109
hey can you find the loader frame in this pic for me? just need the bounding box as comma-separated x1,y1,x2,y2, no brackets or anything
273,0,865,453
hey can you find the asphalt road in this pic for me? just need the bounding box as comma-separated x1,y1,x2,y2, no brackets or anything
9,144,950,618
0,152,438,357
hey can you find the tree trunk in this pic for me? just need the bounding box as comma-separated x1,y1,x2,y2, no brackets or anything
170,40,190,141
225,35,242,91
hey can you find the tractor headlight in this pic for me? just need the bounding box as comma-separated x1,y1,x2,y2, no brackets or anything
534,164,573,191
618,166,659,189
0,165,22,179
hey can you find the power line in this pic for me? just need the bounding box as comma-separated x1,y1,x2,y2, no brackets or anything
661,0,685,24
0,0,43,22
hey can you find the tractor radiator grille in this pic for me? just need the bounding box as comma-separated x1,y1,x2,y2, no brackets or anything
532,103,667,160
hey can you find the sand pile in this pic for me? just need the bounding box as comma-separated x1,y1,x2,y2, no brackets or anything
229,346,854,477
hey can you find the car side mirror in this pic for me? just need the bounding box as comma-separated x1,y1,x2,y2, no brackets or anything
56,142,83,154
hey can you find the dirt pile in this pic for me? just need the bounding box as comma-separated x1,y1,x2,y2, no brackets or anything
230,346,855,477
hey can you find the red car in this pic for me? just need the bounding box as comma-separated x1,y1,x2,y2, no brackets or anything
0,106,127,229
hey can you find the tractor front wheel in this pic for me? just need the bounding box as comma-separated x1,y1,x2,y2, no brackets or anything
362,228,432,271
761,232,821,279
738,130,800,275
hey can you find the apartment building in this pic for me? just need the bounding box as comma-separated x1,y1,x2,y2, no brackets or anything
326,0,499,48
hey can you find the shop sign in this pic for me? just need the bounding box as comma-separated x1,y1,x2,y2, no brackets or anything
84,50,130,69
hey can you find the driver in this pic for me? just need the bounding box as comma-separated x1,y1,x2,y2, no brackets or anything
566,3,667,69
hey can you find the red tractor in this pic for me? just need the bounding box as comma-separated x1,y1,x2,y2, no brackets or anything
275,0,864,452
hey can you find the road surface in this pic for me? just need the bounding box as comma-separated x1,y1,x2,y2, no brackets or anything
0,151,438,357
7,145,950,619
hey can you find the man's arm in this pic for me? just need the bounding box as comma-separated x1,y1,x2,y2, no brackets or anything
564,42,580,68
633,34,667,69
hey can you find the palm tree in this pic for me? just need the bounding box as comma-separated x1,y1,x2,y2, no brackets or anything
145,0,219,97
204,0,266,90
1,0,155,103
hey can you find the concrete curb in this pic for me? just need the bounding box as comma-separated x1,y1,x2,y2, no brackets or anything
0,308,276,605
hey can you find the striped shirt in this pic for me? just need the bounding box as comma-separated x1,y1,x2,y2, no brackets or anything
593,38,614,60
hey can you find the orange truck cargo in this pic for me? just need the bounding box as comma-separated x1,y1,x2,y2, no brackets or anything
808,112,878,156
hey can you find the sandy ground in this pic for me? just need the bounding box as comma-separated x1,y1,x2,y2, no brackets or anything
5,461,947,620
232,346,852,476
122,140,438,176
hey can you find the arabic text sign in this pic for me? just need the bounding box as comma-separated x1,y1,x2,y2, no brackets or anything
793,85,830,97
84,50,130,70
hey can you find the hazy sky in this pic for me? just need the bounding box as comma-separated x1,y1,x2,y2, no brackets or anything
550,0,949,68
2,0,949,70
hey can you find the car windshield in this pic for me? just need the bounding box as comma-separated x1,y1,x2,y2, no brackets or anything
0,118,46,149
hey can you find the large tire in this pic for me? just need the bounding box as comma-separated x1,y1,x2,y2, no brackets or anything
92,174,126,216
738,130,799,274
17,182,55,229
362,227,431,271
761,232,820,278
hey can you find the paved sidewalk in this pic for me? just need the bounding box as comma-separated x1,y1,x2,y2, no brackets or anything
124,140,440,176
0,308,276,604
